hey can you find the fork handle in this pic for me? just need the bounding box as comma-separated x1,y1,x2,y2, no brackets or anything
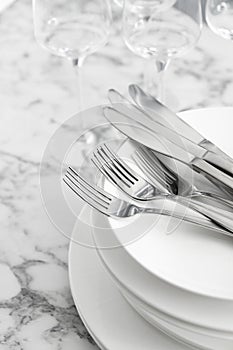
194,192,233,210
177,197,233,234
139,201,233,236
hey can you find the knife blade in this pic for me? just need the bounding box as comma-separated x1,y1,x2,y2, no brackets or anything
108,89,233,177
109,88,205,151
103,106,233,192
108,89,207,159
129,84,233,160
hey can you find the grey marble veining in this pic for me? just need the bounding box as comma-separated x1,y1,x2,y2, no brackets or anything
1,0,233,349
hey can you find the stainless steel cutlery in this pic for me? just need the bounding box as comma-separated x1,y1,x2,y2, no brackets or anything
129,84,233,161
134,145,233,208
108,88,213,160
103,105,233,192
63,166,232,235
92,143,160,200
91,143,233,234
106,86,233,191
63,84,233,238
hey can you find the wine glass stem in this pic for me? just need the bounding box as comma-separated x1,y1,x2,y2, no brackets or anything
72,58,95,144
155,57,170,103
73,58,85,113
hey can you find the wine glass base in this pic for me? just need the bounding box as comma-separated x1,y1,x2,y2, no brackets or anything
80,131,97,145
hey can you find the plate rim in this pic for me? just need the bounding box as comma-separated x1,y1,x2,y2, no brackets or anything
99,106,233,301
68,213,195,350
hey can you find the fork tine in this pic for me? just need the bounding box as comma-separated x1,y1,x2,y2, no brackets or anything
137,147,175,185
67,167,111,202
102,144,138,183
135,148,180,195
148,151,177,184
137,147,168,181
63,176,109,213
65,174,110,210
91,155,123,187
133,152,167,193
97,145,135,185
64,167,113,215
135,149,168,188
92,146,133,188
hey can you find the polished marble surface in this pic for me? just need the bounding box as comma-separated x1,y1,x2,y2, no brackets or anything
1,0,233,348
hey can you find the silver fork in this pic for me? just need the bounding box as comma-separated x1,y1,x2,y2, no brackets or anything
63,166,232,235
92,143,168,200
91,144,233,234
135,145,233,208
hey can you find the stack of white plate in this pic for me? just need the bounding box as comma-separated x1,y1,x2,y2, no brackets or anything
92,209,233,349
89,108,233,350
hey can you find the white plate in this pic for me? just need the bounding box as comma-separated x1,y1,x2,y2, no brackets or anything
122,285,233,350
105,107,233,301
68,208,195,350
93,208,233,333
90,108,233,335
68,107,233,349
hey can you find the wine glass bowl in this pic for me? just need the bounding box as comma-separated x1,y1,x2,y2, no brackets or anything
32,0,112,144
33,0,112,67
206,0,233,40
123,1,201,59
122,0,202,102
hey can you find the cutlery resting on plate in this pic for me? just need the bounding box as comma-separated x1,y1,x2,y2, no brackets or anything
104,87,233,193
63,84,233,238
63,166,233,235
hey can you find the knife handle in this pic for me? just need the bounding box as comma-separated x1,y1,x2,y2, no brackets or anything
200,139,233,162
202,151,233,178
192,158,233,192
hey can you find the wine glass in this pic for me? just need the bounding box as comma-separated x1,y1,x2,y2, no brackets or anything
122,0,202,103
206,0,233,40
32,0,112,113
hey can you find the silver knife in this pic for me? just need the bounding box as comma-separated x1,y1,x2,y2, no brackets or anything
103,106,233,192
109,88,204,151
108,90,208,159
108,89,233,178
129,84,233,161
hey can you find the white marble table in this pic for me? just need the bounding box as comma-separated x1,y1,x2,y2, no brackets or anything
1,0,233,348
